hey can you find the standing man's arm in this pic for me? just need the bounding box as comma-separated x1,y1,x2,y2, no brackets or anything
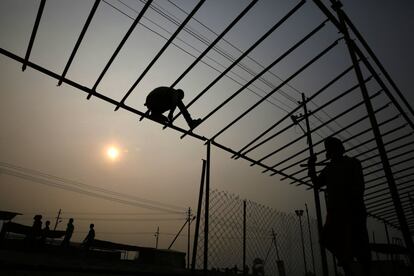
308,155,325,189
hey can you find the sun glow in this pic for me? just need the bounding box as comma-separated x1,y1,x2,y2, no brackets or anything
106,146,120,161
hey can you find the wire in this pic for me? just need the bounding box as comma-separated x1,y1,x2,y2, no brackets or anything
103,0,294,112
0,162,184,212
0,165,185,214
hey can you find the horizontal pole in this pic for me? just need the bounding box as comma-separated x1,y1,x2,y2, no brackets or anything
0,47,311,188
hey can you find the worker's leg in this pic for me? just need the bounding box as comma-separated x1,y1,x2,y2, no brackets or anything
176,101,201,129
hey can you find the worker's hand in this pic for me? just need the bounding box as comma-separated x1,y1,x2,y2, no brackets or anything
308,154,317,166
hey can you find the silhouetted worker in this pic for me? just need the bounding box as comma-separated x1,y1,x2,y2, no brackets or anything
144,87,201,129
308,137,371,276
40,220,50,246
82,223,95,249
61,218,74,247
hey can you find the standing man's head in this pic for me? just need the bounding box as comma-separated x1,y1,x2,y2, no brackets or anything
90,224,94,229
69,218,74,224
45,221,50,227
324,136,345,160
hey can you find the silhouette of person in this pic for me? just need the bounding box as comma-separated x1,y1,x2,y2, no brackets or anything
144,87,201,129
40,220,50,246
61,218,74,247
82,223,95,249
26,214,42,247
308,137,371,276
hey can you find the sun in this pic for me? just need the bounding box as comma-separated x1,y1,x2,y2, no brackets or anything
106,146,120,161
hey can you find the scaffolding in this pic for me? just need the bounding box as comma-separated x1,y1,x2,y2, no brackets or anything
1,0,413,274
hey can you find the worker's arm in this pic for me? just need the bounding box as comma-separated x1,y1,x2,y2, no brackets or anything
308,155,326,189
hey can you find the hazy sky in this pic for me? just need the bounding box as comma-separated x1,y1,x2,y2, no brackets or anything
0,0,412,251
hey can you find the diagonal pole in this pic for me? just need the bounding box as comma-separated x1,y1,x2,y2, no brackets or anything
299,93,329,276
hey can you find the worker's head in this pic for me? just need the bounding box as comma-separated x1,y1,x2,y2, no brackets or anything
45,220,50,226
175,89,184,100
324,136,345,160
34,214,42,221
69,218,74,223
90,223,94,229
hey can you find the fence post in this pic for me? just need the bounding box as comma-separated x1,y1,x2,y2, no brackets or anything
204,141,211,272
192,160,206,270
243,199,247,275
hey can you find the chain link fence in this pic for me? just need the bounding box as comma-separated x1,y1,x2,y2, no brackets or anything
195,189,336,276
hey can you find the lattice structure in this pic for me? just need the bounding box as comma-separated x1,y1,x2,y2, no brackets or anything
196,190,326,276
1,0,414,271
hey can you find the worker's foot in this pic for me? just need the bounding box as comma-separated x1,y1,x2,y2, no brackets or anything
149,113,169,125
189,118,202,129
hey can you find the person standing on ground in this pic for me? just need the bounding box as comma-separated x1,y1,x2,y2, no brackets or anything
61,218,74,248
82,223,95,249
308,137,371,276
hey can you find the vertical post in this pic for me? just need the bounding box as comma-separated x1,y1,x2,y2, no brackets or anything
331,0,414,263
155,226,159,249
53,209,61,231
296,209,308,276
301,93,330,276
305,203,316,274
372,231,379,260
204,141,211,272
271,229,281,260
243,200,247,275
192,160,206,270
187,207,191,269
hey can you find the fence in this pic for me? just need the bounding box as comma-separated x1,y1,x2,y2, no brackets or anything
195,189,335,276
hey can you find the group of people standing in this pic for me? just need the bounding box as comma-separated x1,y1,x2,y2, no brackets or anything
27,215,95,249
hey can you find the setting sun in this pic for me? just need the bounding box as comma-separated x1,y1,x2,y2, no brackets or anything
106,146,120,161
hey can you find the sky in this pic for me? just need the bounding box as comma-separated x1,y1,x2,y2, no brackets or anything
0,0,412,255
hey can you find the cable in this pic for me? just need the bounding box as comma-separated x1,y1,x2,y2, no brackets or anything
104,0,295,112
0,161,184,212
0,165,185,213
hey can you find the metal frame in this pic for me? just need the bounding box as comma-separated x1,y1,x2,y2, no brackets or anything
2,0,414,270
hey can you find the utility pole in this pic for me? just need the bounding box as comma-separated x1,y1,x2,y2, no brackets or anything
155,226,160,249
292,93,329,276
53,209,61,231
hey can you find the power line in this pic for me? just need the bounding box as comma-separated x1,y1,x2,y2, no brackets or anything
102,0,294,113
0,161,184,212
0,165,185,213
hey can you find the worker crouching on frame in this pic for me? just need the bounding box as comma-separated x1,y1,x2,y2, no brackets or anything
144,87,201,129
